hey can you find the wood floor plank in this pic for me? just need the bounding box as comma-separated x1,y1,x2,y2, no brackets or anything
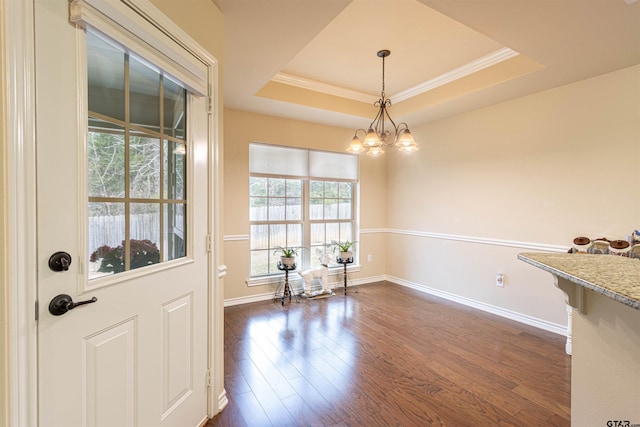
208,282,570,426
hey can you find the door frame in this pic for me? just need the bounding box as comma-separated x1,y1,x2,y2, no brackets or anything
1,0,226,424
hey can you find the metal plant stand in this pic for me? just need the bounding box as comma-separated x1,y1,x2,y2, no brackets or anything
336,256,356,295
275,262,299,305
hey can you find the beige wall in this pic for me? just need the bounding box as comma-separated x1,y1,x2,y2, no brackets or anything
223,109,388,301
150,0,224,59
386,64,640,326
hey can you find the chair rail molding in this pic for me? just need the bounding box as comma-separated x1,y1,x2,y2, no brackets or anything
223,234,250,242
386,228,570,252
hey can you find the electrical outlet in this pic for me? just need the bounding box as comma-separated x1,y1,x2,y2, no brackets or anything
367,254,373,262
496,272,504,287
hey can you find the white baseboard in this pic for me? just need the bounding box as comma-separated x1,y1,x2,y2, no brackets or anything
224,292,275,307
386,275,567,336
217,389,228,412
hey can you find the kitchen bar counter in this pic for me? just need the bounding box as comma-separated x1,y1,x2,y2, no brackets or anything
519,252,640,426
518,252,640,311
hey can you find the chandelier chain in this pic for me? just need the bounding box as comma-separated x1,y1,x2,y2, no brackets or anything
381,53,385,99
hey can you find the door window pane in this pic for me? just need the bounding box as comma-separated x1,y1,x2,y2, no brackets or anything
164,203,185,261
87,32,125,121
164,78,186,139
88,128,125,198
164,140,185,200
89,202,125,278
129,134,161,199
130,203,160,270
129,56,160,131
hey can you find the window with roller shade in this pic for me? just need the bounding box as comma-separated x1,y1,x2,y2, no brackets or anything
249,143,358,277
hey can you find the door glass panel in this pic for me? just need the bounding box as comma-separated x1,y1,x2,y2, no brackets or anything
164,140,185,200
129,56,160,132
129,134,161,199
164,203,186,261
87,32,125,121
164,78,186,139
130,203,160,270
88,127,125,198
89,202,125,278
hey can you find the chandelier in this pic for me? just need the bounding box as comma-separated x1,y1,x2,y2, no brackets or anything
347,49,418,156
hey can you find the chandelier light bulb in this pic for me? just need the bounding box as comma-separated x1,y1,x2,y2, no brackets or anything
396,129,415,147
363,128,381,147
346,135,365,153
366,146,385,156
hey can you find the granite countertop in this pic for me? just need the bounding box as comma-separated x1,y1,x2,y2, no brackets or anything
518,252,640,311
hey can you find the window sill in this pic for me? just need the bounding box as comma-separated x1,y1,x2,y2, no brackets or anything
246,264,361,287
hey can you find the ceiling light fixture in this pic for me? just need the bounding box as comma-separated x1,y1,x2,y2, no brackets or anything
347,50,418,156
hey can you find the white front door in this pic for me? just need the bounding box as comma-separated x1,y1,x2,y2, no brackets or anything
35,1,210,426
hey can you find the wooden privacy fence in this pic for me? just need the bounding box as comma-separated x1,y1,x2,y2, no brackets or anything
250,205,352,249
89,213,181,255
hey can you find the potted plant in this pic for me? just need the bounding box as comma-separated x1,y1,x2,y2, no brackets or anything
273,246,300,268
331,240,356,261
90,239,160,273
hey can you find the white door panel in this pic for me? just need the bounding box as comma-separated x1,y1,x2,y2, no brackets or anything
84,319,136,427
35,1,210,426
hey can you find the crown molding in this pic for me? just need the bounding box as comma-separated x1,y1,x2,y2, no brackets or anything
271,72,377,103
271,47,519,104
393,47,519,102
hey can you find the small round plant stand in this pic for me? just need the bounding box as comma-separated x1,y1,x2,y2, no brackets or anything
275,262,299,305
336,256,357,295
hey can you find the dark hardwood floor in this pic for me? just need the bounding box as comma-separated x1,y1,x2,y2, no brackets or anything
208,281,571,426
